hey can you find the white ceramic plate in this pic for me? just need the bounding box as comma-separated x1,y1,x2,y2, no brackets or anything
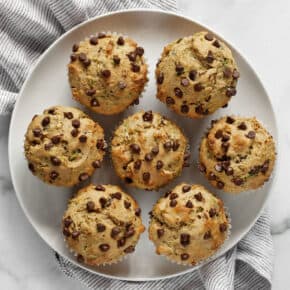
8,9,277,281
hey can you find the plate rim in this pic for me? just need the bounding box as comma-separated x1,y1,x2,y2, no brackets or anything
8,8,279,282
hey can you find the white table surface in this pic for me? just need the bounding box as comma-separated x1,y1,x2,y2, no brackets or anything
1,0,289,289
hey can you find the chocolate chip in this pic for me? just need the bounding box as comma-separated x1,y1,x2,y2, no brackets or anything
70,54,77,62
226,87,237,97
185,200,193,208
194,192,203,201
90,98,100,107
194,83,204,92
181,253,189,260
142,111,153,122
181,78,189,86
169,199,177,207
157,73,164,84
238,122,247,130
72,231,80,239
124,227,135,238
204,230,212,240
172,141,180,151
166,96,175,105
209,208,217,218
175,64,184,75
134,160,142,170
113,55,120,65
131,63,140,72
198,163,206,173
117,36,124,45
97,32,106,38
111,227,121,238
205,32,214,41
41,117,50,127
79,173,89,181
156,160,163,170
78,53,86,62
261,160,270,174
151,146,159,155
232,177,243,186
28,163,35,172
92,160,101,168
97,223,106,232
72,44,79,52
130,143,140,154
182,185,191,193
169,193,178,200
226,167,234,176
213,40,220,48
206,51,214,63
64,112,73,119
96,139,106,150
223,67,232,78
222,142,230,152
77,254,84,263
83,58,91,67
143,172,150,182
71,129,79,137
135,46,144,56
174,87,183,98
63,228,70,237
217,181,225,189
163,141,172,150
180,233,190,246
124,245,135,253
116,81,126,90
101,69,111,78
226,116,235,124
111,192,122,200
86,201,95,212
145,153,153,162
222,134,230,142
219,223,228,233
79,135,87,143
33,128,42,137
127,51,136,62
50,156,61,166
50,171,59,180
135,208,141,216
51,135,61,144
246,131,256,139
95,185,105,191
99,244,110,252
209,172,217,180
189,70,197,81
117,238,126,247
124,200,131,209
72,119,80,128
152,228,163,241
215,130,223,139
233,69,240,79
90,36,98,45
181,104,189,114
86,89,96,96
125,177,133,184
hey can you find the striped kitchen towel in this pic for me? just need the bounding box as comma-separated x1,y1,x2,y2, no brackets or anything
0,0,273,289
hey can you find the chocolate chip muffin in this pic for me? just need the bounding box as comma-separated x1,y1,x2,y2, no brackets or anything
111,111,189,190
24,106,106,186
199,116,276,193
68,32,148,115
62,184,145,265
149,183,229,265
156,31,239,118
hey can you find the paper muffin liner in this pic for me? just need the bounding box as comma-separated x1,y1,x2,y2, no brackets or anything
108,111,191,191
149,200,232,267
81,31,149,113
197,114,276,195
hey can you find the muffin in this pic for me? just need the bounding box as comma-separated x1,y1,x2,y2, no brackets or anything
199,116,276,193
24,106,105,186
68,32,148,115
156,31,239,118
62,184,145,266
111,111,189,190
149,183,229,265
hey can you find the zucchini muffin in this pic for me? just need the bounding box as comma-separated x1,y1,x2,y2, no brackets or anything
149,183,229,265
111,111,188,190
156,31,239,118
24,106,105,186
68,32,148,115
62,184,145,265
199,116,276,193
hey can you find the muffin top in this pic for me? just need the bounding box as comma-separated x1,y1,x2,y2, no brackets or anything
156,31,239,119
68,32,148,115
111,111,188,190
62,184,145,266
199,116,276,193
149,183,229,265
24,106,105,187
